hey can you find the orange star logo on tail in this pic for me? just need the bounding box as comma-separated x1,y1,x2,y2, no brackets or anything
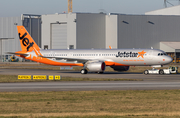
137,50,146,58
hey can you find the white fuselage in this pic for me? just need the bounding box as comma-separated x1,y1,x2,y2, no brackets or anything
28,48,172,66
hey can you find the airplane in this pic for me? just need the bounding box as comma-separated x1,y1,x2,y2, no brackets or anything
8,26,173,74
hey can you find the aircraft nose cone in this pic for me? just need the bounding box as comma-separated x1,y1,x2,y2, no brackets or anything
165,56,173,64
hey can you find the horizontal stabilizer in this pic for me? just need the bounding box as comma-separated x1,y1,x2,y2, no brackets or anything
7,52,29,57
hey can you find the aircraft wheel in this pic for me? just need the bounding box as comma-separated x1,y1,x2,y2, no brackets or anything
159,69,164,75
144,70,149,75
81,69,88,74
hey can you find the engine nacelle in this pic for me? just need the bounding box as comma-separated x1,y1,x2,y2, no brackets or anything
110,66,129,71
87,62,106,72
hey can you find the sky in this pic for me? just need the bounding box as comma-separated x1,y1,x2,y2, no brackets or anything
0,0,180,17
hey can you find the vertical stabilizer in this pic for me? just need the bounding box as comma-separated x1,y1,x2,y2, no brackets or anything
17,26,40,52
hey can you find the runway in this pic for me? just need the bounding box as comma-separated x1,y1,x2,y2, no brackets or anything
0,81,180,92
0,68,180,92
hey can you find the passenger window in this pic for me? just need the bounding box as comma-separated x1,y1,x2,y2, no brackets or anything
158,53,160,56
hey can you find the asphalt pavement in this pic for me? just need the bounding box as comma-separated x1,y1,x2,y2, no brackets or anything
0,68,180,92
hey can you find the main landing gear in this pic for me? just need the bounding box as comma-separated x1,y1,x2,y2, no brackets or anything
80,69,104,74
80,62,105,74
80,69,88,74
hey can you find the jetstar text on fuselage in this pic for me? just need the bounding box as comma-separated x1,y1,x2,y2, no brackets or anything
116,51,138,58
116,50,146,58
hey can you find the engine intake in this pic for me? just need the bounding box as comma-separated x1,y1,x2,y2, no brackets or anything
110,66,129,71
87,62,106,72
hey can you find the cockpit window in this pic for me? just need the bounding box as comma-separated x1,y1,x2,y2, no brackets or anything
158,53,167,56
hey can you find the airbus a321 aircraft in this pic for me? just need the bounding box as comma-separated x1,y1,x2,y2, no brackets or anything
9,26,173,74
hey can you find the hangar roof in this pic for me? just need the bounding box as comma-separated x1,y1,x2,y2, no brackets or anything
160,42,180,52
145,5,180,15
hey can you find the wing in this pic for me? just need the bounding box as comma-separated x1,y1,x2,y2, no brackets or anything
39,55,89,63
7,52,29,57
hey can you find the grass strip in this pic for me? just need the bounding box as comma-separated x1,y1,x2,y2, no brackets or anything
0,90,180,117
0,75,142,83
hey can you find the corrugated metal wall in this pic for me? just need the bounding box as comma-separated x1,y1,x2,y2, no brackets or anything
0,17,21,39
0,17,22,55
41,13,180,51
76,13,106,49
117,15,180,49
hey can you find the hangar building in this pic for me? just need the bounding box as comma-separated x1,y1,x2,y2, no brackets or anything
41,13,180,60
41,13,105,50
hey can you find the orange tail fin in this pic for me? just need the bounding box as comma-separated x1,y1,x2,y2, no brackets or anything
17,26,40,52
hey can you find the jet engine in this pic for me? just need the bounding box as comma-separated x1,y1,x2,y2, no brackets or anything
110,66,129,71
87,62,106,72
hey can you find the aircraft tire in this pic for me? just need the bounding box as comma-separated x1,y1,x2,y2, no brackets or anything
81,69,88,74
144,70,149,75
159,69,164,75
